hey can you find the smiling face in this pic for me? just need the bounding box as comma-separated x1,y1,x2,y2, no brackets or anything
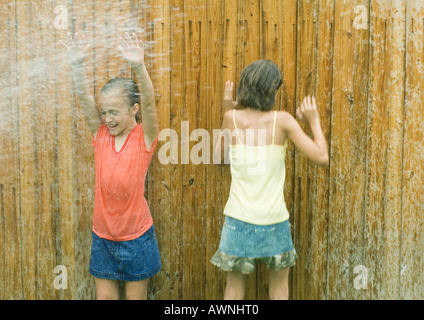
99,88,139,137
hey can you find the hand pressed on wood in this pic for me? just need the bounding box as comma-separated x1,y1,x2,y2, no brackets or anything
223,80,237,110
296,95,319,123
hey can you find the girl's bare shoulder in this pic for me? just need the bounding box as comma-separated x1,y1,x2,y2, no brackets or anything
275,110,297,131
275,110,295,121
221,109,236,130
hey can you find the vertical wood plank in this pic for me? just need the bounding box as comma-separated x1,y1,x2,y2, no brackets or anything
222,0,237,85
54,0,77,301
292,0,319,300
147,0,173,300
16,0,37,299
327,0,355,300
308,0,334,300
92,0,108,101
31,0,59,299
169,0,185,299
244,0,261,65
0,0,22,299
205,0,225,300
364,0,388,300
71,0,96,300
109,0,132,79
182,0,207,299
217,0,238,299
400,0,424,299
381,0,405,299
279,0,297,299
2,0,424,300
235,0,245,84
348,0,371,300
262,0,281,82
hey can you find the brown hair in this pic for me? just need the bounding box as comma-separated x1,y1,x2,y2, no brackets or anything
236,59,282,111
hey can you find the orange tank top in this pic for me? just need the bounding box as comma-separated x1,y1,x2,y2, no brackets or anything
91,123,158,241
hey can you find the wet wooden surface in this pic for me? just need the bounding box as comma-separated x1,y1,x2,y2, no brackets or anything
0,0,423,300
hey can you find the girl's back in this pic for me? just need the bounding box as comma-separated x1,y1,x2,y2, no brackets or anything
227,108,290,147
224,108,289,225
211,59,328,299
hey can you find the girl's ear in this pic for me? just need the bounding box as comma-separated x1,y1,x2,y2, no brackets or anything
132,103,140,122
132,103,139,115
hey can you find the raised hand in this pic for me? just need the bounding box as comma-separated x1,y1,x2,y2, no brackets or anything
59,32,90,65
118,32,145,66
296,95,319,123
223,80,237,110
224,81,234,100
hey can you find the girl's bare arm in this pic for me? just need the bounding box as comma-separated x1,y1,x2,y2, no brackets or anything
60,33,101,135
119,33,158,150
214,81,238,165
213,110,233,165
284,96,329,166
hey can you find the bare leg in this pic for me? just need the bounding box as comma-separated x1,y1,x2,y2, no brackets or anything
268,267,290,300
94,278,120,300
224,271,245,300
125,279,149,300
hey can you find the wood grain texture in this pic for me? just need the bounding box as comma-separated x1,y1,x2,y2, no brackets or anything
1,0,423,300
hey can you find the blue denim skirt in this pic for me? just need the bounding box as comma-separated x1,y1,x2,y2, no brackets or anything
210,216,298,274
89,225,162,281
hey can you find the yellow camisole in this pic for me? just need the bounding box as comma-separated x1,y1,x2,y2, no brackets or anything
223,109,290,225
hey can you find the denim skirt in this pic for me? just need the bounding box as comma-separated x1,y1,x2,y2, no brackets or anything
89,225,162,281
210,216,298,274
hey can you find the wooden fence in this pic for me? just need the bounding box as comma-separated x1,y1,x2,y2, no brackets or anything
0,0,423,300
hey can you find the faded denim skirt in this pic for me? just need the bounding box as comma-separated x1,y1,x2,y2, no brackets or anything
210,216,298,274
89,225,162,281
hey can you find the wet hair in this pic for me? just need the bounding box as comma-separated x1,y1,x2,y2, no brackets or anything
100,77,141,122
236,59,283,111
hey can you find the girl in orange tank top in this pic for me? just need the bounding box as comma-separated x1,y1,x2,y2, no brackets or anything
61,32,160,300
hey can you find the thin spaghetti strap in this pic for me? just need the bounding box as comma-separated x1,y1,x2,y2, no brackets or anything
233,109,242,144
272,110,277,145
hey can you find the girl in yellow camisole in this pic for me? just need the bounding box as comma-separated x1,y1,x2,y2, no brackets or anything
211,60,328,300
